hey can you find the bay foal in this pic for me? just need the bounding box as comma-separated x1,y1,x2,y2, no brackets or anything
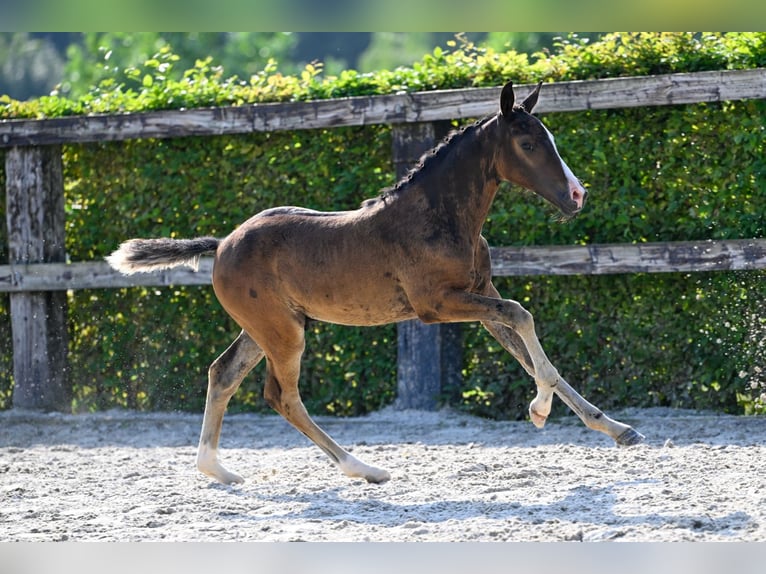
108,81,644,485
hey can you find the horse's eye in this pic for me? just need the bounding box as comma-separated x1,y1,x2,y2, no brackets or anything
521,142,535,152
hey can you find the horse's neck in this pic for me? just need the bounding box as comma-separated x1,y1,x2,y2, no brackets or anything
401,117,500,239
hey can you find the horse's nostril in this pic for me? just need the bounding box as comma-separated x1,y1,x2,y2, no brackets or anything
569,180,588,209
571,187,585,210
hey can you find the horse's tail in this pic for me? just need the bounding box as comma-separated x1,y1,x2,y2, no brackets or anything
106,237,220,275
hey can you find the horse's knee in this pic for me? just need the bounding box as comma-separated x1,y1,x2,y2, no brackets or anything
504,300,534,332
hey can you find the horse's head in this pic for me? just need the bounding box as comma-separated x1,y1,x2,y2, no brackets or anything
495,81,587,217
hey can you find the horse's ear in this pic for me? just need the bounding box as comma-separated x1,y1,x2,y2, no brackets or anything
521,81,543,113
500,81,515,117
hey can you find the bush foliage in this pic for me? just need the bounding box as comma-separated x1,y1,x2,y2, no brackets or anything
1,33,765,416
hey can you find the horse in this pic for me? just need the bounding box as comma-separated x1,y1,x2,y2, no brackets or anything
107,81,644,486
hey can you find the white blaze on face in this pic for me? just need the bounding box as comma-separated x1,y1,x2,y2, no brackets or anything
544,125,587,210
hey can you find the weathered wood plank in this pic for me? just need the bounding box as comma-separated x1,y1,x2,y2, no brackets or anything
5,146,70,410
2,69,764,147
0,259,213,292
536,68,766,112
490,239,766,276
2,239,764,293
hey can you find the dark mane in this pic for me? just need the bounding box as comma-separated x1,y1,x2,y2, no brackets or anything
363,114,496,207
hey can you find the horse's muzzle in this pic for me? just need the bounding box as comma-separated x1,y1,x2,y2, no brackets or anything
569,181,588,212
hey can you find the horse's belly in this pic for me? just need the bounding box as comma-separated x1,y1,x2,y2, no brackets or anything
301,291,416,327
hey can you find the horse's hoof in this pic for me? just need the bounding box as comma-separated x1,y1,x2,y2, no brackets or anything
198,463,244,485
365,469,391,484
615,427,645,446
529,407,548,429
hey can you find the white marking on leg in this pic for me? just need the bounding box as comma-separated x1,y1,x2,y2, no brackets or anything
197,443,244,485
510,304,559,427
338,453,391,484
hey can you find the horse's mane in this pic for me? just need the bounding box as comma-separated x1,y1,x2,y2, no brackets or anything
363,113,496,207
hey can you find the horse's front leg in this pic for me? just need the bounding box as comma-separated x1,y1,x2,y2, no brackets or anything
470,239,558,427
552,377,644,445
421,286,644,445
477,282,558,428
482,319,643,444
482,319,553,427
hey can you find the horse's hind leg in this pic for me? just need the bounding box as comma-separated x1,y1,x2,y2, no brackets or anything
197,329,264,484
261,324,391,484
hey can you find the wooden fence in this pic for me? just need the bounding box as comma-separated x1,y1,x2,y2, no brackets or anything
2,68,766,411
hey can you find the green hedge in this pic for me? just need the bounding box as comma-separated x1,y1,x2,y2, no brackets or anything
60,127,397,415
1,33,765,415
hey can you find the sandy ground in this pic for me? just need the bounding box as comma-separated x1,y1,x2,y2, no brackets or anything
1,406,764,542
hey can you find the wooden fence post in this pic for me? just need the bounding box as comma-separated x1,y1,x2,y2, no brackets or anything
391,122,463,409
5,146,70,410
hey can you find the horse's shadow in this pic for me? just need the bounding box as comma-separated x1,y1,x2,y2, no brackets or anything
213,480,753,539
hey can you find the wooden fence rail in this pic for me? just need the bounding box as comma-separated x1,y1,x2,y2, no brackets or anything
3,68,766,410
3,68,765,147
3,239,766,293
